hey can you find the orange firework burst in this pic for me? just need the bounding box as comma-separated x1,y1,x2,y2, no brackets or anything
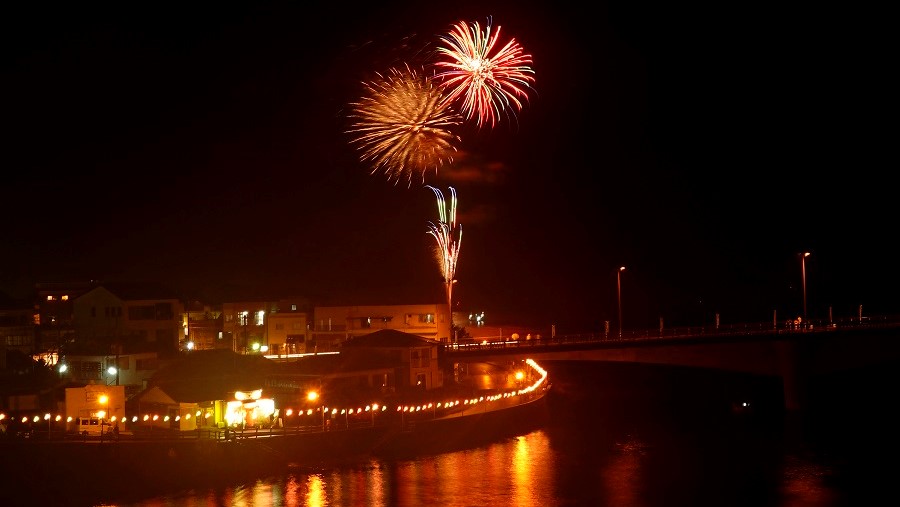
432,17,535,128
347,65,462,187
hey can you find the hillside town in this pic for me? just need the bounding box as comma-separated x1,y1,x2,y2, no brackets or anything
0,280,544,439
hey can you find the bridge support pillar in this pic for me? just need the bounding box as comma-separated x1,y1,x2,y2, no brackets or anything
775,340,809,412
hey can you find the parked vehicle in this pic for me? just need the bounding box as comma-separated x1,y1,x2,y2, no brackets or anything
75,417,109,436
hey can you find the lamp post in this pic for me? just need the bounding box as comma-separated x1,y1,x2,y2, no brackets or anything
617,266,626,339
801,252,811,322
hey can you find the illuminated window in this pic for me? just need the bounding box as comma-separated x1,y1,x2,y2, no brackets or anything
61,295,69,301
46,295,55,301
239,311,249,326
255,311,265,326
418,314,435,324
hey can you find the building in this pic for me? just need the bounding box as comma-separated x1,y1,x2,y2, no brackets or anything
265,328,445,411
0,301,35,362
60,351,161,398
221,301,269,354
220,298,312,355
130,349,274,431
64,384,126,433
73,282,183,356
34,281,94,356
222,301,450,356
265,299,312,356
183,300,224,351
311,303,451,351
340,329,444,391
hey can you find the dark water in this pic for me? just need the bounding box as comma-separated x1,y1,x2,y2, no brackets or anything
97,361,895,507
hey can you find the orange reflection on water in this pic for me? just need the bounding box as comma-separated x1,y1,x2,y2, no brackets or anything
283,474,301,506
603,436,647,507
366,462,386,507
512,434,538,501
779,455,837,507
306,474,325,507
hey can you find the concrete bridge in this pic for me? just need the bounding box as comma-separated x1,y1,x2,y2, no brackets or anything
445,317,900,411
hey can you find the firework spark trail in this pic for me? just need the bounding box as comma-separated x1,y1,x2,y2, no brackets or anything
347,65,462,187
432,17,536,128
426,186,461,317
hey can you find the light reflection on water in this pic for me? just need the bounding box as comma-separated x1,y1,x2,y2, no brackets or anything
110,361,891,507
604,436,645,507
779,456,836,507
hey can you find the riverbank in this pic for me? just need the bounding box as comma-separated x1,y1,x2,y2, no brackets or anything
0,382,551,505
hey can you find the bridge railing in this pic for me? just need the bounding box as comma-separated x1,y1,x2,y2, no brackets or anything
447,314,900,352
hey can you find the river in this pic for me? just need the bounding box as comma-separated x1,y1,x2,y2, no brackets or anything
89,360,894,506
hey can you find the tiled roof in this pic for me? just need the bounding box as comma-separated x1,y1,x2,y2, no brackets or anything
341,329,439,348
91,281,180,301
148,349,273,399
269,353,398,376
144,381,232,404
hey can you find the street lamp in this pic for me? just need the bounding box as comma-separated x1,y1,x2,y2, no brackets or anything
617,266,626,339
801,252,811,322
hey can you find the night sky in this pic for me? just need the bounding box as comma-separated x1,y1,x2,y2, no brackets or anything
2,1,893,332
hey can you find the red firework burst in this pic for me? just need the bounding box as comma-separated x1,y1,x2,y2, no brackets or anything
432,17,536,128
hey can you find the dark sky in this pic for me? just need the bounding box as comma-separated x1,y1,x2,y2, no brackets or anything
2,1,893,332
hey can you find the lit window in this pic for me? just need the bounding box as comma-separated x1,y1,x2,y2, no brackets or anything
61,295,69,301
46,295,55,301
255,310,265,326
